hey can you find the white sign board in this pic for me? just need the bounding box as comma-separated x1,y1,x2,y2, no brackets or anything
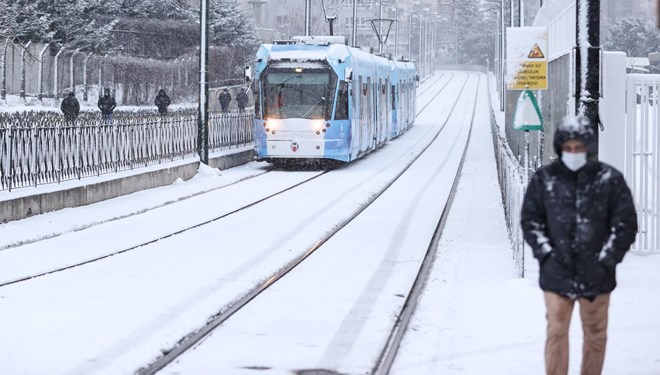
506,27,549,90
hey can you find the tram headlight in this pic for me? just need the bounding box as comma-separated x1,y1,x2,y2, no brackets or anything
265,118,279,130
312,120,325,132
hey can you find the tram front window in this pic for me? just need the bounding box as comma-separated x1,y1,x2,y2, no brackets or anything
263,70,337,120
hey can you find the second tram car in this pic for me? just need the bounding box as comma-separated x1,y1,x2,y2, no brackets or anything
251,36,416,166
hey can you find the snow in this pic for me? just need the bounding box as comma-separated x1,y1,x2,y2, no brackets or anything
0,71,658,375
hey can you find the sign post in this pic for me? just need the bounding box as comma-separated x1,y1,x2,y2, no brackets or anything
506,27,548,278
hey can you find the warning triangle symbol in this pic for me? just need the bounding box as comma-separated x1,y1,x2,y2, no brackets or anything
528,44,545,59
513,90,543,131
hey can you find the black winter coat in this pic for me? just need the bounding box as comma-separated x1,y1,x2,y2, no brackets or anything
521,160,637,299
236,91,248,108
61,97,80,119
218,91,231,108
98,95,116,115
154,93,171,113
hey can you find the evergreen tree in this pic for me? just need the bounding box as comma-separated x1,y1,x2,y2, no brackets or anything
604,17,660,57
455,0,496,65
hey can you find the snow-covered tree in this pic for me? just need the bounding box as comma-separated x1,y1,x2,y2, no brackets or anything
604,17,660,57
455,0,496,65
209,0,259,48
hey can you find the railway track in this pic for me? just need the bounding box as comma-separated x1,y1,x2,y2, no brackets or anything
0,72,459,289
137,73,476,375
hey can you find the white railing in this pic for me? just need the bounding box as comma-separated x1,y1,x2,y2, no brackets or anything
0,111,253,192
488,75,527,276
626,75,660,253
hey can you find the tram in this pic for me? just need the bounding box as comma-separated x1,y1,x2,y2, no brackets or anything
251,36,416,166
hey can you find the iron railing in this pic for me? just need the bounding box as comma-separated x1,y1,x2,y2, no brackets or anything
0,110,253,191
488,74,528,277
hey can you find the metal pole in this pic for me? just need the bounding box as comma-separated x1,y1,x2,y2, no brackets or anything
419,16,423,71
379,1,383,53
305,0,311,36
501,0,506,111
20,41,31,99
38,42,51,100
352,0,358,47
510,0,515,27
575,0,601,157
54,47,65,100
83,52,92,101
408,12,413,59
394,1,399,57
70,48,80,95
0,40,7,100
520,0,525,26
198,0,210,163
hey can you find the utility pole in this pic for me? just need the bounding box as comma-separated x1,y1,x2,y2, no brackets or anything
305,0,311,36
198,0,210,164
575,0,601,157
352,0,357,47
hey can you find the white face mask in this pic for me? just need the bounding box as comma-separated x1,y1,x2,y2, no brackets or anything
561,152,587,171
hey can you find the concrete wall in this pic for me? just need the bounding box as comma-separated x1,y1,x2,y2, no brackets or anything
1,149,254,223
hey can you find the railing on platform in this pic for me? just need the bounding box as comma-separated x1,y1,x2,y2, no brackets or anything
487,75,527,277
626,75,660,253
0,110,254,192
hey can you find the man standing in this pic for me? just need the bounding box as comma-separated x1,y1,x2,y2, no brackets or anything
218,88,231,113
236,88,248,112
521,116,638,375
60,91,80,122
154,89,171,114
98,88,116,123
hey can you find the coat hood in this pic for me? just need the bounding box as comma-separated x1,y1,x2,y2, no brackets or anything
553,115,594,156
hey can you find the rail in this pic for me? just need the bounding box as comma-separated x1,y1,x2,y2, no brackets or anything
0,110,254,191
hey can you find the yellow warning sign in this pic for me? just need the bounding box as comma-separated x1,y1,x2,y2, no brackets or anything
506,27,549,91
528,44,545,59
508,61,548,90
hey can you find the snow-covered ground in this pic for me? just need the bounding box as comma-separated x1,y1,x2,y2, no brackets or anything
0,71,658,375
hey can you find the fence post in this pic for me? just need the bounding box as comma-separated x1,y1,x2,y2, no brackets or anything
83,53,93,102
69,48,80,95
20,41,32,99
37,42,51,100
31,121,37,187
0,40,8,100
55,119,62,183
2,122,12,191
53,47,66,100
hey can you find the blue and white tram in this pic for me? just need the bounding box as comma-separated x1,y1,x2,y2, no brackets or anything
252,36,416,165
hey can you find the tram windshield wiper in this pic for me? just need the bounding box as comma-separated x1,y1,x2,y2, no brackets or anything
303,97,325,119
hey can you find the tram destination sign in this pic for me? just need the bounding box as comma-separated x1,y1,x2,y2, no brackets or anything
506,27,549,90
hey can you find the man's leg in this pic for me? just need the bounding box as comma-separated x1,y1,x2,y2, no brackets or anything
578,293,610,375
544,292,575,375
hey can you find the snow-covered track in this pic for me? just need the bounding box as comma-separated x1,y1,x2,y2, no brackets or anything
372,74,481,375
0,170,330,288
137,74,475,375
0,167,271,252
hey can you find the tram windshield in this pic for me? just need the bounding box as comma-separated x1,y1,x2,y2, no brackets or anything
262,69,337,120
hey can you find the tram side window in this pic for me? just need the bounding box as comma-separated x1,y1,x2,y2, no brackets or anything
335,81,349,120
391,84,396,110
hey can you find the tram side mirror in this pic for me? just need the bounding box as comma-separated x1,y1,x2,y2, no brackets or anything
344,68,353,83
245,66,252,83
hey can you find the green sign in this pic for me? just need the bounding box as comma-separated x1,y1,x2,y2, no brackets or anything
512,90,543,131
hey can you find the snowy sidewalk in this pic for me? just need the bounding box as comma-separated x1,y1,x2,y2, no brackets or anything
392,75,660,374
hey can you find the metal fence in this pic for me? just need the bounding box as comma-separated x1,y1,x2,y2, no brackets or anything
488,76,527,277
0,110,253,191
626,75,660,253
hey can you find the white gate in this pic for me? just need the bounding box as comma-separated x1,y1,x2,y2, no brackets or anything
625,74,660,252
